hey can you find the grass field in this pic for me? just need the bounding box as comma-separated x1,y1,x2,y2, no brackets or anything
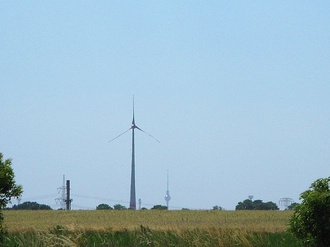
2,210,302,246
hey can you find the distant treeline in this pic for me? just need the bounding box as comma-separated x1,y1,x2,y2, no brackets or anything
6,201,52,210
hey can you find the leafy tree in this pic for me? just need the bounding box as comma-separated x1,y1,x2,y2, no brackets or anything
96,203,113,210
0,154,23,209
235,199,254,210
9,201,51,210
212,205,223,210
289,177,330,247
235,198,279,210
151,205,167,210
113,204,127,210
0,153,23,243
264,201,278,210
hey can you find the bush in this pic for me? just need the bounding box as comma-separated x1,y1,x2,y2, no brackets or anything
289,177,330,247
96,204,113,210
235,199,279,210
0,153,23,244
9,201,52,210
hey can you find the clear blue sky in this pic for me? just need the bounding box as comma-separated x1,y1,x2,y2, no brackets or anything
1,2,329,210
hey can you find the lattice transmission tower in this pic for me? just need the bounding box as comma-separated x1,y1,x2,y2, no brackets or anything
279,197,294,209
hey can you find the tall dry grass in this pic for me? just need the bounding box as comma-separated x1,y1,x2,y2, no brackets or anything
3,210,300,246
3,210,292,233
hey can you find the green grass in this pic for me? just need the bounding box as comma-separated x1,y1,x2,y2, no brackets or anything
3,226,303,247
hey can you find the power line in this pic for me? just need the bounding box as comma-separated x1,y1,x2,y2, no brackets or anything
20,194,58,201
72,194,129,204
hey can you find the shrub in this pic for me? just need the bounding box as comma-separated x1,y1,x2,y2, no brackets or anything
289,177,330,247
0,153,23,244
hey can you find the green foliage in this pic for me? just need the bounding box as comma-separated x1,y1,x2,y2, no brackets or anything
113,204,127,210
236,199,279,210
3,226,304,247
9,201,52,210
151,204,167,210
96,203,113,210
212,205,223,210
0,153,23,244
0,153,23,209
236,199,254,210
0,211,3,243
289,177,330,247
286,202,299,211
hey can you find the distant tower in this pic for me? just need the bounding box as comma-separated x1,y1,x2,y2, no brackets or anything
164,170,171,209
138,198,142,210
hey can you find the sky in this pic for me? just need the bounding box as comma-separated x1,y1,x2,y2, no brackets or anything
1,1,330,210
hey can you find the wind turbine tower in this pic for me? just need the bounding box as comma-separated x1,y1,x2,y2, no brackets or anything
130,105,137,209
164,170,171,209
109,98,159,210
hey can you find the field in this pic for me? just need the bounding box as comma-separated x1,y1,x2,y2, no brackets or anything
2,210,302,246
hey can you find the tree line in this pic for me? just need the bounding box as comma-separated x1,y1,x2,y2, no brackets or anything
6,200,283,211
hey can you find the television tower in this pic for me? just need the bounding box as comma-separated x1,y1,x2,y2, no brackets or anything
164,170,171,209
109,98,159,210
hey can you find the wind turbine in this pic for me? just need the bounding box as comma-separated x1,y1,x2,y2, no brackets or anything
109,99,159,210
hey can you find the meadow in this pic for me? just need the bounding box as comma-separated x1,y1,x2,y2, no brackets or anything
2,210,302,246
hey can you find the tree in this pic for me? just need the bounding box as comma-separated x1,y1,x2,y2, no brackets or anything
264,201,278,210
235,199,254,210
212,205,223,210
96,203,113,210
289,177,330,247
0,154,23,209
151,205,167,210
113,204,127,210
235,198,279,210
0,153,23,243
9,201,51,210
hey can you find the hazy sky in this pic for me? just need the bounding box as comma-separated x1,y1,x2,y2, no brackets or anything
1,2,329,210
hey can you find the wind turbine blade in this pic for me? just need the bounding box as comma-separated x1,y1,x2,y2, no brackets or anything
108,128,131,143
136,126,160,143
